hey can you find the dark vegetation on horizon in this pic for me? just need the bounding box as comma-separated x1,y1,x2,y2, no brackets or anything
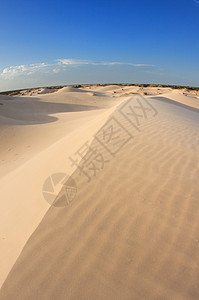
0,83,199,96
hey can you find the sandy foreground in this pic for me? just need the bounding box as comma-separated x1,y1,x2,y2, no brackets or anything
0,85,199,299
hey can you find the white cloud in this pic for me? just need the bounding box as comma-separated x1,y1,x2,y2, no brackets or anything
0,62,51,79
52,68,60,73
0,59,155,80
57,58,154,67
57,59,91,65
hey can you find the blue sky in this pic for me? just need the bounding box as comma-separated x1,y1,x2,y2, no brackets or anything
0,0,199,91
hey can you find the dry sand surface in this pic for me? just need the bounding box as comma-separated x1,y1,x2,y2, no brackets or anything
0,85,199,299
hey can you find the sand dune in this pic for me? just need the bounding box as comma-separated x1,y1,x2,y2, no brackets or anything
0,86,199,299
56,86,90,93
0,88,121,177
0,87,123,288
153,92,199,109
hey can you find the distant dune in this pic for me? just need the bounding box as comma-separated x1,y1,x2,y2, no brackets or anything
0,85,199,299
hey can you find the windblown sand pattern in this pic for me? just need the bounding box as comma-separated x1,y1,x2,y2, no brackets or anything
0,89,199,299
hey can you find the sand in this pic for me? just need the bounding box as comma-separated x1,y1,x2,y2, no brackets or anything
0,86,199,299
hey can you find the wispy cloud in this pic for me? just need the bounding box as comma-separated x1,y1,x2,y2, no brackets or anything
57,59,91,66
57,58,154,67
0,59,155,80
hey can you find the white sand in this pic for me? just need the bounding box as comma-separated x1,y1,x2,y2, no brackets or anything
0,86,199,299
